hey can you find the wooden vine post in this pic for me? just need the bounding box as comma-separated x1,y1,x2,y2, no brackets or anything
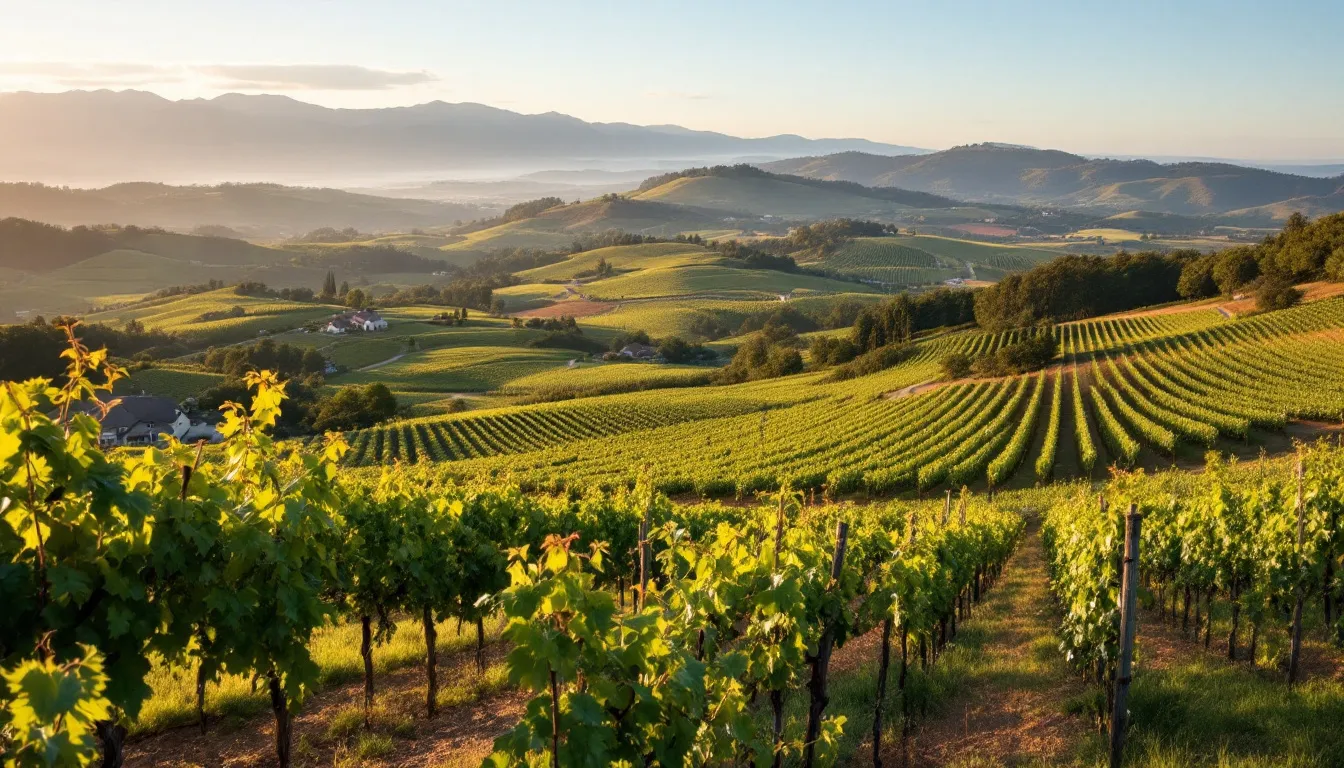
1109,504,1142,768
1288,455,1307,686
802,520,849,768
637,497,653,613
771,490,788,767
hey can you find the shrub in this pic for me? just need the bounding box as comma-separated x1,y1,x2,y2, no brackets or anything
939,352,972,380
1255,275,1303,312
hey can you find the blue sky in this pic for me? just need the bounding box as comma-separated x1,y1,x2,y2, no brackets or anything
2,0,1341,159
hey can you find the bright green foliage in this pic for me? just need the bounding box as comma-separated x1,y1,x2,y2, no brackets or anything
2,645,112,767
1069,368,1098,473
0,329,162,720
1035,367,1062,483
485,492,1022,767
1043,444,1344,689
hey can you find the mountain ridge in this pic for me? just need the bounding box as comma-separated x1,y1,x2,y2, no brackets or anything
762,144,1344,218
0,89,927,185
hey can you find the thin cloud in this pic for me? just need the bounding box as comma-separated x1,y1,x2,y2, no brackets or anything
643,89,710,101
0,61,437,91
196,64,437,91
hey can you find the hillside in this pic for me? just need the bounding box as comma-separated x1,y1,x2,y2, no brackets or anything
764,144,1344,216
442,197,735,253
0,90,926,185
0,182,489,237
0,218,461,317
634,171,938,219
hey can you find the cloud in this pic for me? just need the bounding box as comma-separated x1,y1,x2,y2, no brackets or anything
0,61,437,91
643,89,710,101
195,64,437,91
0,61,182,87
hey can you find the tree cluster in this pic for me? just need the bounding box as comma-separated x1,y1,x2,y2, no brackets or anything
202,338,327,379
0,218,167,272
291,226,373,244
851,289,976,353
713,322,803,383
378,276,503,311
0,318,181,381
1177,212,1344,300
940,329,1058,380
974,251,1190,331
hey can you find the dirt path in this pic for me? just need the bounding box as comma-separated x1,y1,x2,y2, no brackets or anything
358,352,409,371
866,523,1088,767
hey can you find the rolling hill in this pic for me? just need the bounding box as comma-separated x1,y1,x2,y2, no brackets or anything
441,197,735,254
764,144,1344,217
0,90,926,185
0,182,490,237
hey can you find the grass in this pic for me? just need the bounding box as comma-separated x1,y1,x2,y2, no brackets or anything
514,242,717,283
582,292,882,336
583,264,871,301
114,366,226,400
492,282,569,312
86,287,339,345
887,234,1058,266
333,346,577,392
1071,228,1147,243
633,174,912,219
133,612,507,736
1101,655,1344,767
499,360,713,397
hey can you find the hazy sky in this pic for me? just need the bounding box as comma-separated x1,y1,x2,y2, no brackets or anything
2,0,1342,160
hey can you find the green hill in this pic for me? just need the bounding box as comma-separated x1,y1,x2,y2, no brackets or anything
85,287,340,345
514,242,719,282
583,264,870,301
441,198,729,254
799,234,1056,285
764,144,1344,216
634,174,913,219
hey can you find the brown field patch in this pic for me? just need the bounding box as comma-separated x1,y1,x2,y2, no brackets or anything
514,299,618,319
949,224,1018,237
1220,280,1344,317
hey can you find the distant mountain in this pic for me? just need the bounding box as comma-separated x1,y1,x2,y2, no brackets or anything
0,90,927,186
0,182,491,237
763,144,1344,218
631,165,965,219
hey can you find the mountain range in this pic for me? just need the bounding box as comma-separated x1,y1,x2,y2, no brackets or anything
0,182,491,237
0,90,925,186
763,144,1344,221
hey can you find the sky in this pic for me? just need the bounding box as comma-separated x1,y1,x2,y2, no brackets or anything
1,0,1342,161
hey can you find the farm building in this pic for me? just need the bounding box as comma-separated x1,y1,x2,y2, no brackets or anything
325,309,388,334
619,342,657,359
73,396,193,448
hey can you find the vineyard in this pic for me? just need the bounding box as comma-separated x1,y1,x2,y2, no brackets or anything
804,238,962,285
1042,444,1344,762
1,347,1022,767
799,235,1058,286
7,307,1344,766
334,298,1344,496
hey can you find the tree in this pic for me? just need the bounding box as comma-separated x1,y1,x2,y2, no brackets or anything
1255,275,1303,312
301,348,326,375
344,288,367,309
309,383,398,432
939,352,972,380
338,281,350,296
321,271,337,298
1177,254,1219,299
1211,247,1260,295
